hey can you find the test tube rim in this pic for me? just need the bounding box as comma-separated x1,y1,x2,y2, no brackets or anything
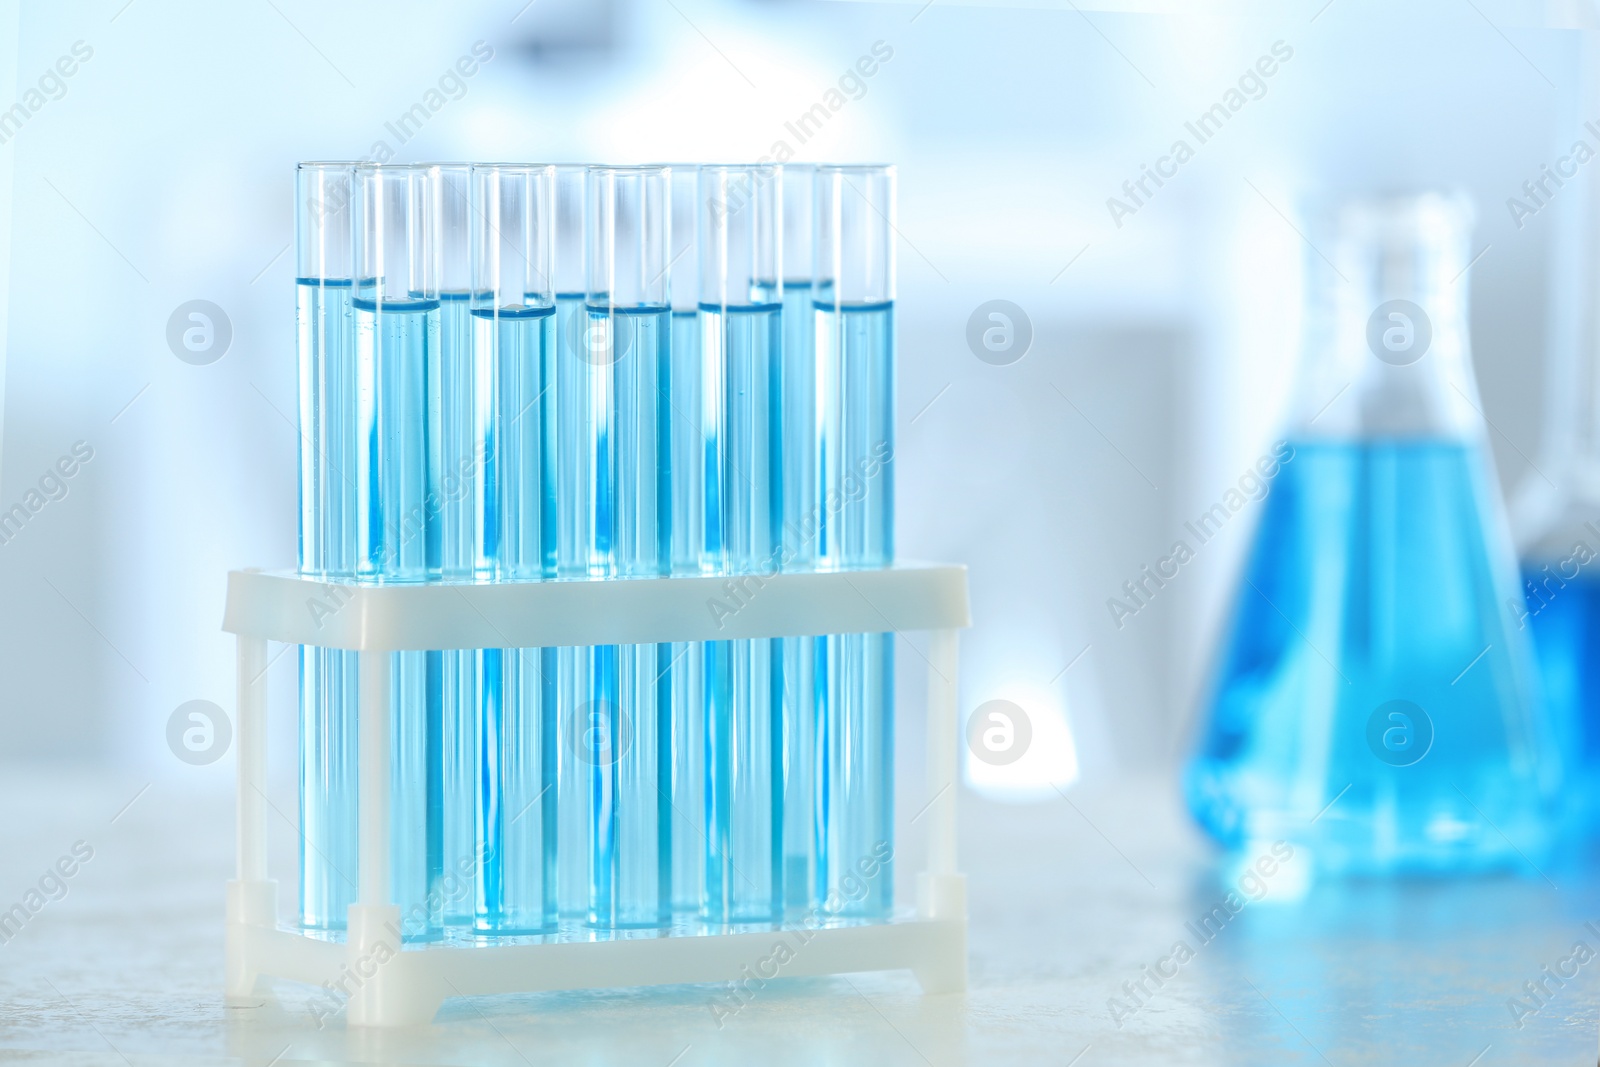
465,161,559,171
352,161,438,173
588,163,672,176
699,162,781,175
815,162,896,174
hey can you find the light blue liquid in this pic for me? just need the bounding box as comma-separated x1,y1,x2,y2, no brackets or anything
554,292,596,920
1521,563,1600,826
775,281,825,915
435,291,478,924
1186,439,1559,875
815,298,894,917
296,278,359,930
703,301,783,924
298,279,361,577
666,308,706,912
588,305,672,928
668,311,707,576
473,304,558,933
815,299,894,567
355,295,443,939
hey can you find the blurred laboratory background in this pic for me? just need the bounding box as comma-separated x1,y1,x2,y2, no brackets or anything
0,0,1587,800
10,1,1600,1062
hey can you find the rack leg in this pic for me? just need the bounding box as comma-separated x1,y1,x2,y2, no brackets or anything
915,627,966,993
237,635,269,881
912,914,969,995
919,630,964,911
346,650,440,1026
356,650,391,909
227,634,275,1001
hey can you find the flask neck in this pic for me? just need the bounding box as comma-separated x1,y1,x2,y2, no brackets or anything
1292,194,1483,442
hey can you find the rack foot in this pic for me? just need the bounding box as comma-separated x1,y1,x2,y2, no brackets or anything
344,904,446,1027
913,955,968,995
912,922,968,995
913,875,968,993
913,920,968,995
224,880,276,999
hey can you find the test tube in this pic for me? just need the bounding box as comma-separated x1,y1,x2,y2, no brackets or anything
587,165,672,928
429,163,478,925
472,163,559,933
552,163,594,921
664,165,706,913
775,163,825,917
815,164,895,918
700,164,783,924
294,162,361,930
353,162,444,939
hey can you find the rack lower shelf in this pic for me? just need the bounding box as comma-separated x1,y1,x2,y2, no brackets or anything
221,564,971,1026
228,880,967,1026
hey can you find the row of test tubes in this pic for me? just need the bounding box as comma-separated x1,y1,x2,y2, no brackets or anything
293,161,896,939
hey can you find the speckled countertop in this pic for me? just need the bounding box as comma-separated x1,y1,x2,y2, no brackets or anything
0,769,1594,1066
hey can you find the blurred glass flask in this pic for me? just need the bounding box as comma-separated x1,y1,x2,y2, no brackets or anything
1509,186,1600,828
1185,193,1563,876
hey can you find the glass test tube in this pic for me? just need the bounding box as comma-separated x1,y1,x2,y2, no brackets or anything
587,166,672,928
700,164,784,923
775,163,825,917
553,163,594,921
354,163,444,939
816,164,895,918
429,163,478,924
295,162,361,930
665,165,706,913
472,164,559,933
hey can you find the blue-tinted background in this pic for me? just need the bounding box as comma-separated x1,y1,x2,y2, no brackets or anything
0,0,1583,803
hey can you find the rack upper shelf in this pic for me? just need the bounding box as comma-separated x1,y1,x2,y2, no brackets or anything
222,564,971,651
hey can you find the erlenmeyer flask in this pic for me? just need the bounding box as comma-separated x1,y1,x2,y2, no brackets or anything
1517,518,1600,827
1185,192,1563,876
1510,214,1600,826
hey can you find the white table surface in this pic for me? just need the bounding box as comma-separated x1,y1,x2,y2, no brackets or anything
0,769,1593,1065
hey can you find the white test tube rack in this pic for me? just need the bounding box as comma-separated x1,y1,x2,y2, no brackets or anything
221,562,970,1027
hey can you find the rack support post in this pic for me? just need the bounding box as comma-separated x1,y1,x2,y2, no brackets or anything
914,627,967,994
344,649,425,1025
226,633,274,1001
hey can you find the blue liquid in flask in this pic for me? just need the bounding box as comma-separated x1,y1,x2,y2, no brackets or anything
1186,438,1558,875
1521,563,1600,826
